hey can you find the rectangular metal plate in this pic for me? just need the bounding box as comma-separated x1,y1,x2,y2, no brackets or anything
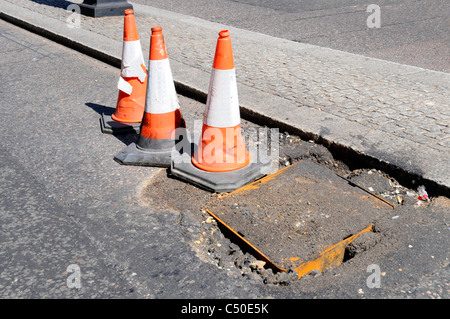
206,160,393,273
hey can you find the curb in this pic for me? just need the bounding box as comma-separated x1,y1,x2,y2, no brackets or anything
1,1,448,197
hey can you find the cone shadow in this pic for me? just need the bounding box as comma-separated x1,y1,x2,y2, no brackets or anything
86,102,115,116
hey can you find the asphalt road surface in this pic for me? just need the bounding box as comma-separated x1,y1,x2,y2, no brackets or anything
0,18,448,304
133,0,449,72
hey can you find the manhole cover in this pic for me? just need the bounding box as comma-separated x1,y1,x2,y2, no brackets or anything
206,160,394,278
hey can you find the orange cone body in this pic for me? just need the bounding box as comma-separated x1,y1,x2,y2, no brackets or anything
170,30,270,192
136,26,184,150
112,9,148,123
192,30,250,172
114,26,185,167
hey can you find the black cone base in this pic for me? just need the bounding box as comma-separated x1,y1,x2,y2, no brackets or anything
170,153,271,193
79,0,133,18
114,142,173,167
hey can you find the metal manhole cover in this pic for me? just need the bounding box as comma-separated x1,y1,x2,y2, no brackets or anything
206,160,393,278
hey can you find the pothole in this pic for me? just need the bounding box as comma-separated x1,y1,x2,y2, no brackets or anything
342,229,381,263
138,128,440,287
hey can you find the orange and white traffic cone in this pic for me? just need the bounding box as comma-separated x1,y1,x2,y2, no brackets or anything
170,30,269,192
114,26,185,167
101,9,147,135
192,30,250,172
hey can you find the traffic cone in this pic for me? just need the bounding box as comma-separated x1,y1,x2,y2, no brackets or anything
170,30,270,192
114,26,186,167
192,30,250,172
101,9,147,135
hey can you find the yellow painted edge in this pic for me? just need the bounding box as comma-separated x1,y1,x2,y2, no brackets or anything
293,224,373,279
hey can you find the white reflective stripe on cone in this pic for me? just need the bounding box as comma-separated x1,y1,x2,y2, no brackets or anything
145,59,180,114
203,68,240,128
121,40,146,82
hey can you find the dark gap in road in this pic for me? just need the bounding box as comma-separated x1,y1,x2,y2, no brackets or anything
342,245,356,263
342,226,381,264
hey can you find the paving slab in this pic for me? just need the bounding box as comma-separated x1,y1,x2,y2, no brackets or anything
0,0,449,196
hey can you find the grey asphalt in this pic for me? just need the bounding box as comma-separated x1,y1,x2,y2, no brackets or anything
0,18,449,302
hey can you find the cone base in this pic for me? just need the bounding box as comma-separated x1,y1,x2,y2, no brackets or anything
113,142,177,167
191,153,250,172
100,113,140,135
111,113,142,124
170,153,270,193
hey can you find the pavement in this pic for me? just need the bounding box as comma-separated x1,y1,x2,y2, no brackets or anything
132,0,450,73
1,0,449,198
